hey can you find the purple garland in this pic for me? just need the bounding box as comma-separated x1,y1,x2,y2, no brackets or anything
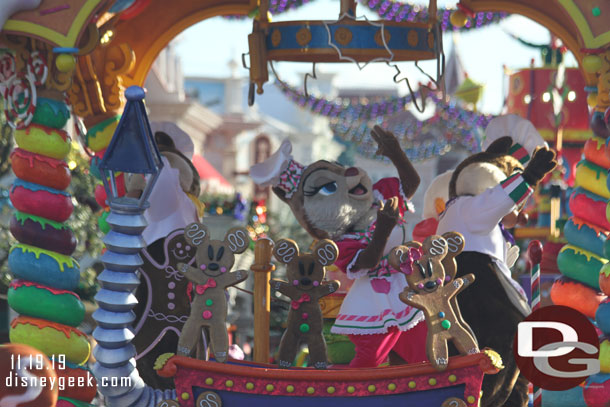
361,0,508,31
226,0,508,31
275,80,493,161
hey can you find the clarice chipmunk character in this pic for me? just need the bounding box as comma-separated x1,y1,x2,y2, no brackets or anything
271,239,340,369
389,234,479,371
176,222,250,362
250,126,426,368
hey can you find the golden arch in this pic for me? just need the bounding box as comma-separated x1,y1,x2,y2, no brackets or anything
114,0,600,88
114,0,254,87
460,0,597,85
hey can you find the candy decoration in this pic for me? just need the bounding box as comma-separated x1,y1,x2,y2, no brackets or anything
4,72,37,129
528,240,543,407
27,51,48,86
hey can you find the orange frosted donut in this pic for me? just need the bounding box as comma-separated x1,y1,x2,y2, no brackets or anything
584,137,610,169
10,148,71,190
550,276,606,318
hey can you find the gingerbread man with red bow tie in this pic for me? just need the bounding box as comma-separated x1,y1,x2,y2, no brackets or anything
271,239,340,369
177,222,250,362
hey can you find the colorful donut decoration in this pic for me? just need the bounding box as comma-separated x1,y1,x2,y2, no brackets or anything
10,148,71,190
8,244,80,291
8,280,85,327
10,179,73,223
563,217,608,258
550,276,606,319
583,373,610,407
557,244,606,291
84,115,119,152
575,160,610,199
0,343,59,407
14,123,71,160
9,316,90,365
10,211,76,255
31,97,70,129
596,299,610,335
584,137,610,169
600,340,610,374
601,263,610,295
570,187,610,230
56,362,97,402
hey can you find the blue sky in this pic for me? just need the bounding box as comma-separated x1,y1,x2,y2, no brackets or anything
174,0,578,114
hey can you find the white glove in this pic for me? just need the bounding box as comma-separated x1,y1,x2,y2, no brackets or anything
506,243,520,269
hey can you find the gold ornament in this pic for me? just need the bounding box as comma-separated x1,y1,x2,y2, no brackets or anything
450,10,468,28
55,54,76,73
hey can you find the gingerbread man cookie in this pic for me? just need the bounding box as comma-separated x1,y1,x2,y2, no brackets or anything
389,234,479,371
177,222,250,362
271,239,340,369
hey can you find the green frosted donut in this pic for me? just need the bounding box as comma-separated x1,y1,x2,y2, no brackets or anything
32,97,70,129
8,280,85,327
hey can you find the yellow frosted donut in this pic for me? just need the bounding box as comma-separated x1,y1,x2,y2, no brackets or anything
14,123,71,160
575,160,610,199
9,316,90,365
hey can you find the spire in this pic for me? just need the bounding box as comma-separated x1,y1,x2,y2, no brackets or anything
444,34,466,96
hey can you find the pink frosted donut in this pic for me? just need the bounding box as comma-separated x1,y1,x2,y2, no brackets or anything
570,187,610,230
9,179,73,223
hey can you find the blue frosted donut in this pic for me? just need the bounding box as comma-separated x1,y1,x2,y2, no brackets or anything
8,244,80,291
596,299,610,336
563,218,607,258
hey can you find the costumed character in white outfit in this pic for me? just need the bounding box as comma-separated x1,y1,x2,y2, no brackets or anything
436,115,557,407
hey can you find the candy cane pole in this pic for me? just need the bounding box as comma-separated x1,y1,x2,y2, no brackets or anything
527,240,543,407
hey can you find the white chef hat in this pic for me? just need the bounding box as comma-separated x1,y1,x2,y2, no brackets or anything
249,139,305,199
150,121,194,160
482,114,547,165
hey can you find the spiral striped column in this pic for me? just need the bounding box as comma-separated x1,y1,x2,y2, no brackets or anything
3,49,98,406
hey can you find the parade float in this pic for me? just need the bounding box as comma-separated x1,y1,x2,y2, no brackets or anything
0,0,609,407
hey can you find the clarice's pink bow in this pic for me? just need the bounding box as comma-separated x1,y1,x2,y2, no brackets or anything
196,278,217,295
399,247,422,275
291,293,311,310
